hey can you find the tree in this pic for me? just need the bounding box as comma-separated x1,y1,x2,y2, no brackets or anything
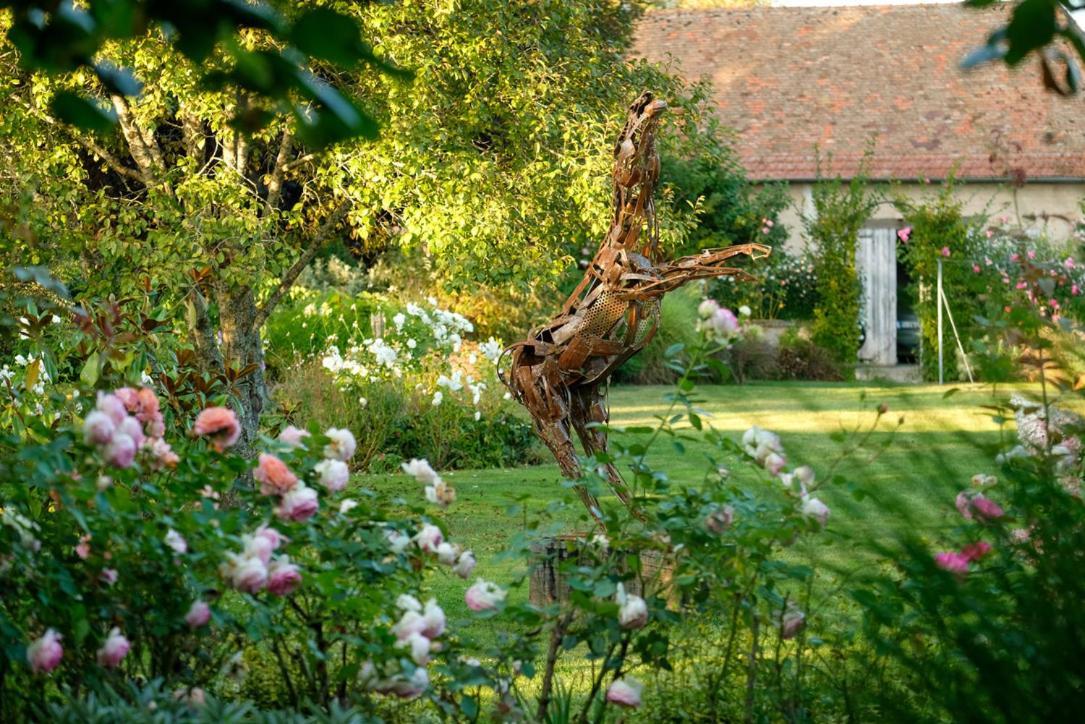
0,1,745,445
1,0,402,144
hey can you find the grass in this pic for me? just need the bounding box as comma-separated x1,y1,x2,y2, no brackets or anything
344,380,1073,718
353,381,1059,628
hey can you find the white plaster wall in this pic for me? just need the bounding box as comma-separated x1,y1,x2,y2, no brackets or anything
772,181,1085,253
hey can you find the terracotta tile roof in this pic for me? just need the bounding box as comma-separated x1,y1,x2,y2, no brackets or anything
632,5,1085,181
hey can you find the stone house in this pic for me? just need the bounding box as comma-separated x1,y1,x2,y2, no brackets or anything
633,5,1085,366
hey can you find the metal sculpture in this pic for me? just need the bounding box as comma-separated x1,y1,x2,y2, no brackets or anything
501,92,770,523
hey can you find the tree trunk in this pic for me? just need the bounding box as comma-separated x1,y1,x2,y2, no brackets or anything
216,283,268,455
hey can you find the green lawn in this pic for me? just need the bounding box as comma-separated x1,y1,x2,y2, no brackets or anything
354,381,1053,629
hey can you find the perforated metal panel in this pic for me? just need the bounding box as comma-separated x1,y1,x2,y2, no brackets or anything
632,299,660,346
579,289,628,336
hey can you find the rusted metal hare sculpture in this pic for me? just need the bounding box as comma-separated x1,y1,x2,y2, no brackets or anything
502,92,770,524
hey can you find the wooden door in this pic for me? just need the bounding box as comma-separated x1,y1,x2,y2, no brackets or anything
857,226,897,365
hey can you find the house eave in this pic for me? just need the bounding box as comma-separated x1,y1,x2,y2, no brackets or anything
752,176,1085,185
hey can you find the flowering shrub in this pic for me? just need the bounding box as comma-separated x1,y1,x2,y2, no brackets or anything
709,245,820,321
899,188,1084,380
271,295,538,471
0,384,498,718
850,376,1085,721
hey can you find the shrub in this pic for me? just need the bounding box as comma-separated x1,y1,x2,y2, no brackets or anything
0,387,493,718
268,296,538,471
803,167,881,370
774,331,845,381
709,245,820,321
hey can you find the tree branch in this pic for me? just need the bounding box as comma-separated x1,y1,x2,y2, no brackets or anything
264,128,294,214
281,152,319,174
254,204,349,328
13,97,148,185
110,94,166,182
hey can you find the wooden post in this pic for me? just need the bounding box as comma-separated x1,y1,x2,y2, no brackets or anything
937,258,944,385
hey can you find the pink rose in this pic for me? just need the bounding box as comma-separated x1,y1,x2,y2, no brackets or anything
115,387,139,413
117,415,145,448
135,387,161,423
934,551,970,576
397,632,431,665
143,437,180,470
801,496,830,526
763,452,787,476
940,246,951,258
970,496,1004,520
82,411,116,446
75,534,91,560
421,599,446,639
276,484,319,522
105,433,136,468
95,392,127,426
26,629,63,674
452,550,477,579
314,459,349,493
278,425,310,448
192,407,241,452
414,524,443,553
464,579,506,612
246,535,275,565
955,491,973,520
232,556,268,593
254,453,299,496
781,606,805,639
96,627,130,668
185,600,211,628
896,227,912,243
267,557,302,596
606,677,643,708
961,541,992,562
712,307,739,336
393,610,427,641
254,525,288,550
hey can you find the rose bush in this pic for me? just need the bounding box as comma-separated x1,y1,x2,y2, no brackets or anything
0,383,498,718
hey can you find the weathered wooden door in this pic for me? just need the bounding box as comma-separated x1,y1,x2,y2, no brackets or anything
857,226,897,365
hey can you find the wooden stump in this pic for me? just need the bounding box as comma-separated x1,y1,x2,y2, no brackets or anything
528,534,672,605
529,534,587,606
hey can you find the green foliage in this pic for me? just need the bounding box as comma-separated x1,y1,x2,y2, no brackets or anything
851,394,1085,722
2,0,407,144
708,244,820,320
963,0,1085,97
614,285,702,384
774,330,845,381
262,291,388,376
273,361,541,473
659,107,790,256
804,169,881,370
896,186,987,381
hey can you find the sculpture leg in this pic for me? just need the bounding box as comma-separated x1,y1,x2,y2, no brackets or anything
533,417,603,525
570,386,635,509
